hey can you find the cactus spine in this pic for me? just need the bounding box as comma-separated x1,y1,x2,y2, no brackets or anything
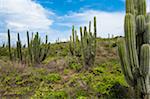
8,29,12,60
118,0,150,98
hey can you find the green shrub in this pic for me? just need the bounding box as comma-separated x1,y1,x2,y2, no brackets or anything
32,81,67,99
67,56,82,71
45,91,67,99
63,69,70,75
44,73,61,82
77,96,87,99
93,67,105,75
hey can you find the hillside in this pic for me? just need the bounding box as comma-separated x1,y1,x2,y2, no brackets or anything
0,38,132,99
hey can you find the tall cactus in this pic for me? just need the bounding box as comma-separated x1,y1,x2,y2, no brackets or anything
16,33,22,61
69,26,81,56
80,17,97,69
8,29,12,60
80,17,97,68
69,17,97,68
27,31,32,63
118,0,150,98
29,33,50,64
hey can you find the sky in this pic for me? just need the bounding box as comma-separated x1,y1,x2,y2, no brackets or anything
0,0,150,44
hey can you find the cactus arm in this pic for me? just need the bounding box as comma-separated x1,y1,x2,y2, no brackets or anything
140,44,150,76
124,13,139,72
45,35,48,44
126,0,134,15
140,44,150,98
137,0,146,16
146,13,150,23
89,21,91,33
136,15,146,56
94,16,97,38
117,38,134,86
144,23,150,44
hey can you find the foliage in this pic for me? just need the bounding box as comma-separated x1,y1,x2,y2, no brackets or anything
67,56,82,71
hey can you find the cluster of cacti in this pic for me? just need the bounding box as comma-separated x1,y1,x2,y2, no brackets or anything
80,17,97,68
69,26,81,56
7,30,50,65
29,32,50,64
69,17,97,68
118,0,150,98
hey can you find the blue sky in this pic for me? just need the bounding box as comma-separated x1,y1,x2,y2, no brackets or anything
35,0,125,15
2,0,150,44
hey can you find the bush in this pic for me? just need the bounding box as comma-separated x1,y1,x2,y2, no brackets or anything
44,73,61,83
77,96,87,99
31,82,67,99
67,56,82,71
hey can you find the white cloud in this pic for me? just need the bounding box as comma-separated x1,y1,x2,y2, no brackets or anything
3,0,150,44
57,10,124,38
0,0,54,33
147,0,150,12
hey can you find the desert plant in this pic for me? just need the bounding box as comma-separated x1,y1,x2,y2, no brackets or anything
80,17,97,68
69,26,81,56
29,33,50,64
27,31,32,63
69,17,97,68
8,29,12,60
117,0,150,98
16,33,22,62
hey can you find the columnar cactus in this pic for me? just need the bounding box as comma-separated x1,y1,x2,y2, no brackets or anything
69,17,97,68
45,35,48,44
30,33,50,64
27,31,32,63
16,33,22,61
118,0,150,98
69,26,81,56
80,17,97,68
7,29,12,60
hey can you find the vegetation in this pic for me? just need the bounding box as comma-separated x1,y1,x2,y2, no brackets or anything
0,34,130,98
69,17,97,69
0,0,149,98
117,0,150,98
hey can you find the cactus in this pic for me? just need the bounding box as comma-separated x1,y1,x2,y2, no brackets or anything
80,17,97,68
29,33,50,64
118,0,150,98
45,35,48,44
69,26,81,56
8,29,12,60
69,35,74,55
69,17,97,68
27,31,32,63
80,17,97,69
16,33,22,61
